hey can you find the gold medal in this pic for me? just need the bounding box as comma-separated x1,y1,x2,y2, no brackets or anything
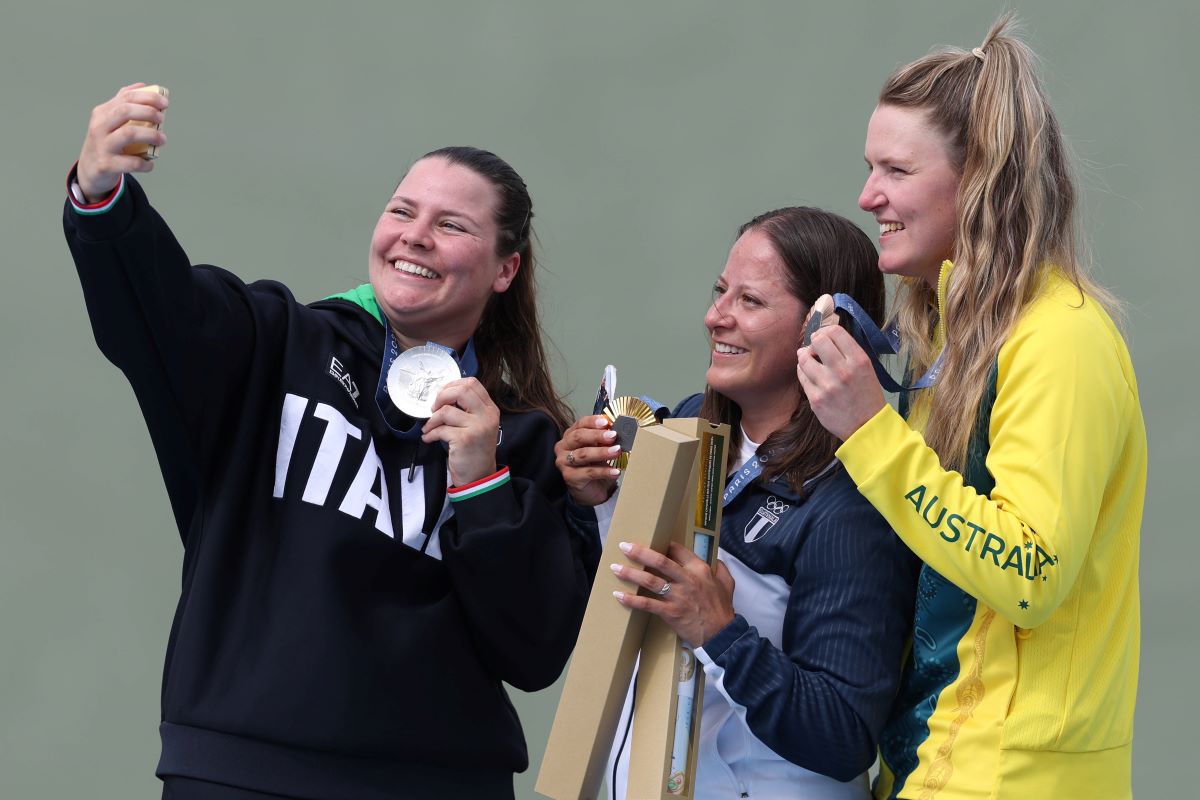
603,396,660,470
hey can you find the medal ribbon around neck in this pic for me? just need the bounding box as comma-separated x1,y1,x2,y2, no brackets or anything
829,292,945,393
374,317,479,439
722,452,767,508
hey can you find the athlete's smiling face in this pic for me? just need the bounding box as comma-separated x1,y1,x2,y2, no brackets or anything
704,227,807,426
859,104,961,286
368,156,518,351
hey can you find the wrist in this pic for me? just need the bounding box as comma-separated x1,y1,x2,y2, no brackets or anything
697,613,747,656
448,466,510,502
80,185,114,204
76,166,117,203
67,163,124,215
710,609,736,641
836,397,887,442
450,459,498,488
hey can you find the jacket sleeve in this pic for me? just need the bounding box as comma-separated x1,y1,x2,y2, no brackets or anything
696,488,919,781
835,295,1140,627
63,174,287,536
438,412,602,691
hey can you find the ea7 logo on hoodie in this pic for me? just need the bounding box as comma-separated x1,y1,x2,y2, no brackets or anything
744,496,789,543
328,355,360,408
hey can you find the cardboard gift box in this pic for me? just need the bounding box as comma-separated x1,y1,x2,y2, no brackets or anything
627,417,727,800
537,418,729,800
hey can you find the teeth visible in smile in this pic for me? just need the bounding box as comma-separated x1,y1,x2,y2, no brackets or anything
392,260,439,279
714,342,747,355
880,222,905,234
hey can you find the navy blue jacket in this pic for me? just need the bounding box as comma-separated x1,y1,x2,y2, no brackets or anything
675,394,919,780
600,394,919,797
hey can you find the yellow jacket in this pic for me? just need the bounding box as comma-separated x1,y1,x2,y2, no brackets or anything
838,263,1145,800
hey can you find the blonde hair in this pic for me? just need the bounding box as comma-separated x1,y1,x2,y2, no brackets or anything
881,12,1121,470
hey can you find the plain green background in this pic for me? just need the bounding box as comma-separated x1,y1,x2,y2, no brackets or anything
1,1,1193,797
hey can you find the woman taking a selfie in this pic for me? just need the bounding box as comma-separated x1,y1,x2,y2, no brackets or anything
63,84,597,800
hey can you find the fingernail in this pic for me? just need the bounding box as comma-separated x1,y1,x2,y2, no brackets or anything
619,541,632,554
609,468,621,478
595,417,610,428
607,445,621,454
602,430,617,440
612,591,625,602
609,563,622,575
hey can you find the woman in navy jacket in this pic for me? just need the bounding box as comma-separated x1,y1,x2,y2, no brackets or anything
557,207,918,799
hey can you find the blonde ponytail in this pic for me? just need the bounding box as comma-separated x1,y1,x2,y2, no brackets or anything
881,12,1121,469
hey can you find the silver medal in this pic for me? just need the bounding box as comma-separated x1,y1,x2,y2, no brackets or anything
386,345,461,418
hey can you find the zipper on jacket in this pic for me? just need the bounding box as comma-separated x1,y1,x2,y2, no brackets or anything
406,445,418,483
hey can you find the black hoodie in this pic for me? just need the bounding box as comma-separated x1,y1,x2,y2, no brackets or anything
64,175,599,799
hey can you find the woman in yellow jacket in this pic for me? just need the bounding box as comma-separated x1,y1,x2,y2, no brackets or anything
796,15,1146,800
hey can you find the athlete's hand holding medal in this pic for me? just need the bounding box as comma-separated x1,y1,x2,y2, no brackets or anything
421,377,502,487
384,344,502,487
796,293,887,442
554,414,622,508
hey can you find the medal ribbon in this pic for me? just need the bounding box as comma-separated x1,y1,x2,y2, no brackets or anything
722,453,767,508
374,317,479,438
830,292,944,393
637,395,670,422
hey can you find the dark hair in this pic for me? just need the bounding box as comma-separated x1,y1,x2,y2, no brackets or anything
699,207,884,496
416,146,571,432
